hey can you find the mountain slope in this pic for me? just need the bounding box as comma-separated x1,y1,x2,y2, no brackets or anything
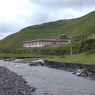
0,11,95,53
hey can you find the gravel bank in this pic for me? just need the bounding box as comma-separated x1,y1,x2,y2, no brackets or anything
0,67,35,95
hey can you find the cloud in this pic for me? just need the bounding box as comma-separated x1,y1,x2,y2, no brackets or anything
32,0,95,9
0,0,95,39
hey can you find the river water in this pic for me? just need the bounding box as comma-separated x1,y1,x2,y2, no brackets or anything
0,60,95,95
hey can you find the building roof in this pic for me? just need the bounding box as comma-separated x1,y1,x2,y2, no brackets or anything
24,39,69,43
24,34,70,43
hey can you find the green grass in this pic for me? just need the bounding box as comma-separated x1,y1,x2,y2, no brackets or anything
0,11,95,65
0,11,95,52
0,54,41,59
44,53,95,65
0,53,95,65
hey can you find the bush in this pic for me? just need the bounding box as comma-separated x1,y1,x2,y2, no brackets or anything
36,45,70,55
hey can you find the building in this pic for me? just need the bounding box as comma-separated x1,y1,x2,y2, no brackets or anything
23,34,70,48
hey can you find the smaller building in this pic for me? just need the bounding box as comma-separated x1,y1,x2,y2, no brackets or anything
23,34,70,48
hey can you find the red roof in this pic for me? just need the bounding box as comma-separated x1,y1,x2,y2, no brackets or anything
24,38,69,43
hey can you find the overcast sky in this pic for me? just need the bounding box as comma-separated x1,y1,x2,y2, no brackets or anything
0,0,95,39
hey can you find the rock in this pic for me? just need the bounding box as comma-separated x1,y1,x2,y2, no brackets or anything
45,60,95,77
0,67,34,95
4,58,15,61
29,59,45,66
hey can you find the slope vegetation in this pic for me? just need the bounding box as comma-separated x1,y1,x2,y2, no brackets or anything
0,11,95,53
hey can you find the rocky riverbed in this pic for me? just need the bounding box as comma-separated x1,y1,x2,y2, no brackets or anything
15,59,95,77
0,67,35,95
44,60,95,77
0,60,95,95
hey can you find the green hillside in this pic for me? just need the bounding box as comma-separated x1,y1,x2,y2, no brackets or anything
0,11,95,53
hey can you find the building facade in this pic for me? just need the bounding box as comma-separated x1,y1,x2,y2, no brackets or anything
23,34,70,48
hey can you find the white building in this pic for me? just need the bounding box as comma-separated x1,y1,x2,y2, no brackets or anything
23,34,70,48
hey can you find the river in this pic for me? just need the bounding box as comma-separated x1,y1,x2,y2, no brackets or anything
0,60,95,95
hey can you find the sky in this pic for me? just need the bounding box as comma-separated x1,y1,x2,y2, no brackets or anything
0,0,95,39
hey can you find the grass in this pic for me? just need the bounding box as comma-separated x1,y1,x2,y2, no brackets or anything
0,11,95,52
0,11,95,65
0,54,41,59
43,53,95,65
0,52,95,65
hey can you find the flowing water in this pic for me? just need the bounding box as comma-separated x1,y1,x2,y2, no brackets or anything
0,60,95,95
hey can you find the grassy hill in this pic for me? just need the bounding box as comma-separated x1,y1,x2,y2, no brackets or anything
0,11,95,54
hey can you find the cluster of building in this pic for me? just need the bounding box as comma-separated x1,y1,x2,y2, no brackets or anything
23,34,70,48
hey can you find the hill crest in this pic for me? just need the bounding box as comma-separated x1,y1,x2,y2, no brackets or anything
0,11,95,53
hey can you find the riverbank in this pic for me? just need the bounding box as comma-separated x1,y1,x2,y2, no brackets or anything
44,60,95,76
13,58,95,76
43,53,95,65
0,52,95,65
0,67,35,95
0,60,95,95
